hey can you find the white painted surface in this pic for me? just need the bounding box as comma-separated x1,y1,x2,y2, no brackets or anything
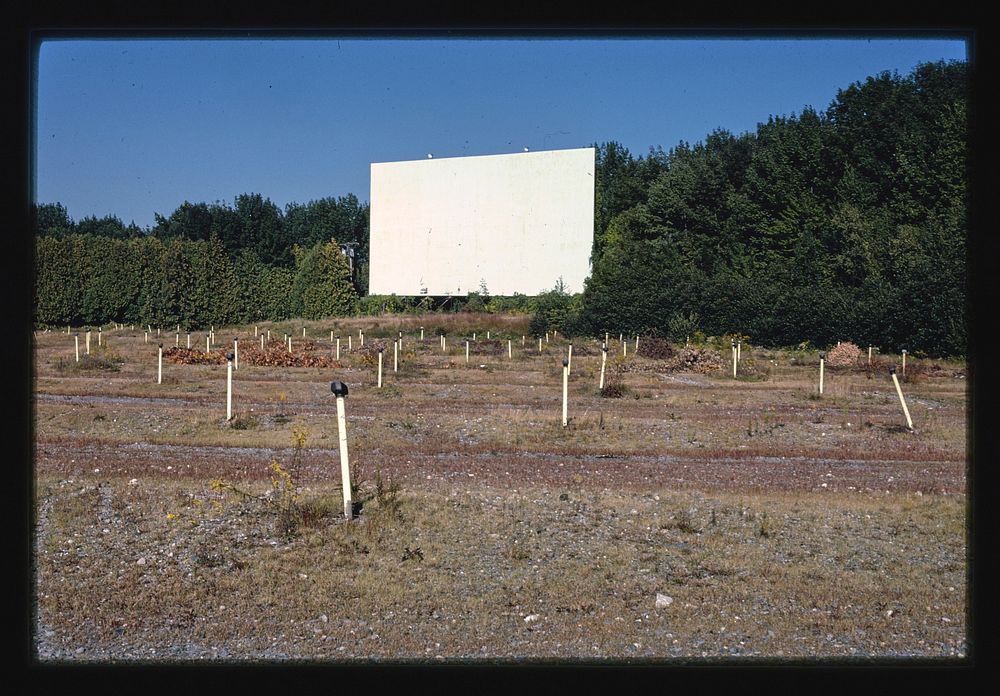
369,148,595,296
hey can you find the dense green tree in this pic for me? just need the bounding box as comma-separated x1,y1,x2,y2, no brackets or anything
75,214,141,240
32,203,74,237
290,240,359,320
285,195,370,294
151,201,215,242
234,193,289,267
34,236,80,324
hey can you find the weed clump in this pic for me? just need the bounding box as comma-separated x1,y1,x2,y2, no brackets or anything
735,358,771,382
600,361,630,398
58,349,124,373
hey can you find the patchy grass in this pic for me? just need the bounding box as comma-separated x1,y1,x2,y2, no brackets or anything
34,475,966,660
32,316,967,661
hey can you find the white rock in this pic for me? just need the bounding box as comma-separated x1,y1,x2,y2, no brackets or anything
129,478,139,485
137,557,146,565
655,593,673,609
524,614,540,623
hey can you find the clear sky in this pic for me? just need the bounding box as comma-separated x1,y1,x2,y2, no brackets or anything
33,36,969,230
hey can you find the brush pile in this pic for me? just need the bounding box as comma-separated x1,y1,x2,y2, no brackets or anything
825,341,862,367
164,342,343,368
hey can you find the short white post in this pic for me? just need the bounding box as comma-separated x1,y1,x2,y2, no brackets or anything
331,381,353,519
487,330,490,339
737,341,742,362
473,332,476,341
901,350,907,378
288,336,292,353
562,358,569,427
545,332,549,343
466,340,470,364
360,331,364,347
260,334,265,350
599,343,607,389
144,331,148,344
303,327,306,338
619,332,623,342
567,344,573,374
377,349,383,388
206,335,211,353
331,330,334,342
538,336,542,352
74,334,80,362
147,324,151,333
635,334,639,353
267,329,271,341
605,332,609,346
86,330,91,355
98,328,102,346
508,339,512,359
187,333,191,349
226,351,234,421
399,331,403,349
349,335,352,350
732,341,737,378
394,340,399,372
420,327,424,340
234,338,239,370
622,340,627,357
819,352,825,395
255,325,258,337
522,335,525,346
157,343,163,384
890,367,914,431
868,345,872,366
336,336,341,360
175,332,179,347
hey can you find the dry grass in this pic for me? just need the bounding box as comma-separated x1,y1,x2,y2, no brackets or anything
34,475,966,660
31,316,967,661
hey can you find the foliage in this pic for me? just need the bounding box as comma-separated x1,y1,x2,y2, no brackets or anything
290,240,359,320
582,60,967,357
529,278,583,337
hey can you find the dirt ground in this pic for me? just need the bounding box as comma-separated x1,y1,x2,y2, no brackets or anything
30,317,968,663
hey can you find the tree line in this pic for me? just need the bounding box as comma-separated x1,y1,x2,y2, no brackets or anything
34,235,357,329
33,60,967,356
574,60,967,357
33,193,370,295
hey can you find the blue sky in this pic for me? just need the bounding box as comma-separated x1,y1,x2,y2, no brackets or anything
33,36,969,229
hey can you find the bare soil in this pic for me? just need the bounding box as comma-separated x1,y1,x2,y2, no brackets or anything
31,318,967,663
